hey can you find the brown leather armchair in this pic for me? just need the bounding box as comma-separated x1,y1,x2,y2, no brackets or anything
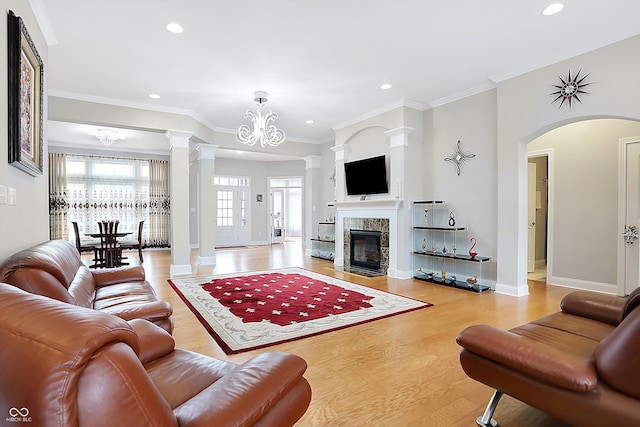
0,282,312,427
456,288,640,427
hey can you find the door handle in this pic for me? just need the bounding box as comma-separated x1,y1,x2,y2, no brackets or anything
622,225,639,244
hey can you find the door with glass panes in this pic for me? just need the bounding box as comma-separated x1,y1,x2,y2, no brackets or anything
215,176,250,247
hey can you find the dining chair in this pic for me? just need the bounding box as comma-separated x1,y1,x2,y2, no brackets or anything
71,221,99,254
93,220,122,268
119,220,144,263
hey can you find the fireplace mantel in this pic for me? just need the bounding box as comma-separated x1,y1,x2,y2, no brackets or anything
334,199,403,210
334,199,404,278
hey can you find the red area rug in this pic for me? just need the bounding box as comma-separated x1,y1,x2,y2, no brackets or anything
168,268,432,354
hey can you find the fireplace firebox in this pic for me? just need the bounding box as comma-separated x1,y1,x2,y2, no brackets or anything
349,230,382,271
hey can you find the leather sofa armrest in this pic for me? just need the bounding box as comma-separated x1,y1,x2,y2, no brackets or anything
561,291,625,326
174,352,310,426
127,319,175,364
91,266,146,287
99,300,173,325
457,325,598,392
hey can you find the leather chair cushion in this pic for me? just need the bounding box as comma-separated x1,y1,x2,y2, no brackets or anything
3,268,77,305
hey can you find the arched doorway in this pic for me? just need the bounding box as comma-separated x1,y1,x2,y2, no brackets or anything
526,118,640,295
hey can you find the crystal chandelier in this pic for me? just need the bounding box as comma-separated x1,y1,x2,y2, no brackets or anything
91,129,124,147
236,91,285,147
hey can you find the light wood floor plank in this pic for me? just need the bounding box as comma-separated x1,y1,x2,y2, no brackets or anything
100,242,573,426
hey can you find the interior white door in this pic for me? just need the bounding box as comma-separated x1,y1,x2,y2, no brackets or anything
623,141,640,294
527,163,537,273
215,188,250,247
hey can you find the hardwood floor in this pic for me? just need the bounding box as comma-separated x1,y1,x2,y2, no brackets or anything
106,241,574,427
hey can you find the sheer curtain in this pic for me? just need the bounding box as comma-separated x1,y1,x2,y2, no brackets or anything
48,153,69,240
66,155,170,247
148,159,171,247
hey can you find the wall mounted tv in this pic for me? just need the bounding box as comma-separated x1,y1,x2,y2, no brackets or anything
344,155,389,196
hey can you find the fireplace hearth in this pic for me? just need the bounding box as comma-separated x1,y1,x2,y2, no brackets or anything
350,230,382,271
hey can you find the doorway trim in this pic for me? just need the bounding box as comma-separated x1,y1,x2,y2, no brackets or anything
617,136,640,296
528,149,554,284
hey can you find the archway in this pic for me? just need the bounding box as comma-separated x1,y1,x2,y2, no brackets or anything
525,118,640,294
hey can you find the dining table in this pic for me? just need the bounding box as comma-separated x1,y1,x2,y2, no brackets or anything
85,231,132,268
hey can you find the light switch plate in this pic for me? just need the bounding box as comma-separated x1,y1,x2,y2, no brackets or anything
7,187,16,205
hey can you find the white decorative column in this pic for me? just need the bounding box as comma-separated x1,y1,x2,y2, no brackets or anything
331,144,350,202
167,130,193,276
385,126,414,278
303,155,322,257
196,144,218,266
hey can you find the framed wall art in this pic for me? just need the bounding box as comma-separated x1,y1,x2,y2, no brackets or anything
7,10,44,176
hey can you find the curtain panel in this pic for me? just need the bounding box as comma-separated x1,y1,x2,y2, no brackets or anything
48,153,69,240
148,159,171,247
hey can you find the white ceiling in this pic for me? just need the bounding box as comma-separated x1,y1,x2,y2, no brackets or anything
38,0,640,156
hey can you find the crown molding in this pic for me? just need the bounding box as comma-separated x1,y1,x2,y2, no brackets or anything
332,99,427,132
429,81,497,108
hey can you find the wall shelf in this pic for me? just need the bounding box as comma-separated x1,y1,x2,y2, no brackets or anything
310,205,336,261
412,200,492,293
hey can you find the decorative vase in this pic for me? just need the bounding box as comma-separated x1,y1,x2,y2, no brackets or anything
469,237,478,259
421,238,427,252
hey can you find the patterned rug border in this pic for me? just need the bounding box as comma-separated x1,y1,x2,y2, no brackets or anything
168,267,433,354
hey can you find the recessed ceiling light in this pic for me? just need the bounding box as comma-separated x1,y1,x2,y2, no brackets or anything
542,3,564,16
148,93,160,99
166,23,184,33
380,83,393,90
305,120,314,124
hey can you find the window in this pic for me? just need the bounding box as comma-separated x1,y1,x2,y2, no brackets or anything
217,190,233,226
66,155,150,240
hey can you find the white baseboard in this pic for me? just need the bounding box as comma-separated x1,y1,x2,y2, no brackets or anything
547,275,617,294
197,255,216,266
495,282,530,297
170,264,192,276
388,268,413,280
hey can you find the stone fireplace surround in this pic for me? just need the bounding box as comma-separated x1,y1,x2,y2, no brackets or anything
345,221,389,273
333,199,402,278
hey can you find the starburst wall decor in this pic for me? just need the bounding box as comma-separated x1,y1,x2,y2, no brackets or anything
444,140,475,176
550,69,593,109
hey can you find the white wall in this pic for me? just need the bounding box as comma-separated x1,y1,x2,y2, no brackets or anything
0,3,49,261
497,34,640,295
425,90,498,284
194,157,304,245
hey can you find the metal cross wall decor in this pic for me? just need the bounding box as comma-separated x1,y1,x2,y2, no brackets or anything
444,140,476,176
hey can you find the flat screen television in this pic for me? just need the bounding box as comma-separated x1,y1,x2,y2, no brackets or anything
344,155,389,196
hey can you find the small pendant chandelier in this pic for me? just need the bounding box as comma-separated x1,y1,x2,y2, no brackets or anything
91,128,124,147
236,91,285,147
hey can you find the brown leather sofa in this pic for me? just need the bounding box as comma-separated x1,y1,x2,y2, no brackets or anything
0,283,312,426
456,288,640,427
0,239,173,333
